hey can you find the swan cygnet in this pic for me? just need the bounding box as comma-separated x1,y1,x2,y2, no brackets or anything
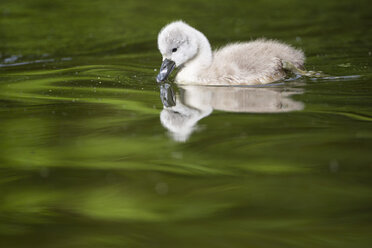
156,21,306,85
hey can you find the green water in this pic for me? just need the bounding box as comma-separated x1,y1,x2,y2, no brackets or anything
1,0,372,247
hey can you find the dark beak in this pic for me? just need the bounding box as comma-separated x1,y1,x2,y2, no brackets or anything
156,59,176,83
159,83,176,107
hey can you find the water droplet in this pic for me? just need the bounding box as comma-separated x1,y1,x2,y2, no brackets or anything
329,160,339,173
40,167,49,178
171,152,183,159
155,182,168,195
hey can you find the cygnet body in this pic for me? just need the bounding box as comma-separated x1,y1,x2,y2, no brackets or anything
157,21,305,85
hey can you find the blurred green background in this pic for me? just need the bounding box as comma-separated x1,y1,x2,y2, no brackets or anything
0,0,371,247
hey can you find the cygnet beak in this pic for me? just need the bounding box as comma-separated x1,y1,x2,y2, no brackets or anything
159,83,176,107
156,58,176,83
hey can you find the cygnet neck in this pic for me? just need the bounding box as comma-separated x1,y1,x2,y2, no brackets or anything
177,29,213,82
193,29,213,67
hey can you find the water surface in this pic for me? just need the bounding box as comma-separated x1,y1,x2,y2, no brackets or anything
0,0,371,247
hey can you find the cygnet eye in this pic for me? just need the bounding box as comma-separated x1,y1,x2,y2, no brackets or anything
172,48,178,53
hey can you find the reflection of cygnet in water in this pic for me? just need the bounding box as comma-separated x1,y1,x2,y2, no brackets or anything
159,83,304,142
160,84,213,142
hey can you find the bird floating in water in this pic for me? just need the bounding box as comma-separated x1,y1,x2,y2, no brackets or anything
156,21,313,85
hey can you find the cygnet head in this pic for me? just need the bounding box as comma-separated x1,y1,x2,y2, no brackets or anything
156,21,199,82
